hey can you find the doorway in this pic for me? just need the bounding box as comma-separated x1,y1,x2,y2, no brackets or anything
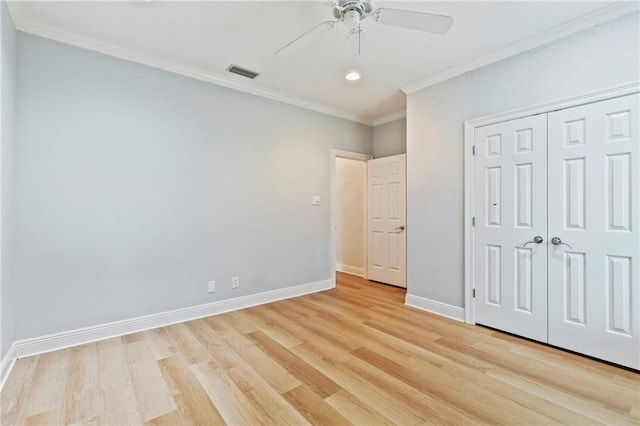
329,150,373,285
330,150,407,289
335,156,367,277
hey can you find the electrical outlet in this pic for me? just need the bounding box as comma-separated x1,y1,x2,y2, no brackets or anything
232,276,239,289
208,280,216,293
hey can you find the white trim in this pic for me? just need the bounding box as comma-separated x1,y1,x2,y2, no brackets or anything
405,294,465,323
0,343,17,391
330,150,373,287
372,111,406,127
4,1,25,26
464,119,475,324
336,264,364,277
10,279,331,360
467,81,640,129
403,3,639,94
463,81,640,325
6,3,374,126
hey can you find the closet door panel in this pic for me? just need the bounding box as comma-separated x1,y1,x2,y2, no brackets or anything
548,94,639,370
474,114,548,342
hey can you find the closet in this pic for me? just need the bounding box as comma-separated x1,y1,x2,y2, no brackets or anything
472,93,638,370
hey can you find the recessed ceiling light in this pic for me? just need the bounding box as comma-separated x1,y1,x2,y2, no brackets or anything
345,71,361,81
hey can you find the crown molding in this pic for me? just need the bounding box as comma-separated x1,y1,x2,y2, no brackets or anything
9,1,636,124
6,2,374,126
402,2,640,94
372,110,406,127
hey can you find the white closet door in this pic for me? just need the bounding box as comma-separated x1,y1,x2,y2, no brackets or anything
548,94,639,369
367,154,406,288
474,115,548,342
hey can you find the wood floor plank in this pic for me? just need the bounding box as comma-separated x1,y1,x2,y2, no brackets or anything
216,319,302,394
325,389,394,425
225,365,310,425
157,356,226,425
364,319,494,371
352,346,555,424
488,367,637,425
60,344,99,425
282,385,351,426
163,323,210,366
2,271,637,425
1,355,38,425
244,306,304,348
19,349,69,418
266,303,362,352
23,408,62,426
255,305,358,361
371,337,599,425
266,298,317,322
470,339,636,414
95,337,143,425
124,339,176,422
142,327,179,361
247,330,341,398
219,310,259,334
143,410,185,426
290,342,473,425
122,333,145,344
184,319,240,370
340,352,484,424
189,360,260,425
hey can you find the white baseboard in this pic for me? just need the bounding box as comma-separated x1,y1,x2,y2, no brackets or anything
10,279,333,362
405,294,465,323
0,343,17,390
336,264,364,277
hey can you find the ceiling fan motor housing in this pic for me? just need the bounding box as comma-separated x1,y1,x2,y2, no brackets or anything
333,0,373,21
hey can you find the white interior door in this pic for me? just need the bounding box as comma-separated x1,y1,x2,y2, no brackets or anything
547,94,639,369
367,154,406,287
474,115,548,342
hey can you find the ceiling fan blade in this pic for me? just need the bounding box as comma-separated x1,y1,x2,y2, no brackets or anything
275,20,336,56
373,8,453,35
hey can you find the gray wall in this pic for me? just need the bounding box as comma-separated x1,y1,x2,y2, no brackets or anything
407,13,640,308
14,34,373,340
1,1,17,358
373,118,406,158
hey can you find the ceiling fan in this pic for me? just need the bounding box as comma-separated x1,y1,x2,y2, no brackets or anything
275,0,454,56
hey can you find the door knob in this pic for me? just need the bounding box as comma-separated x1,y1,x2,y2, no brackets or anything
551,237,572,249
395,225,405,232
522,236,543,248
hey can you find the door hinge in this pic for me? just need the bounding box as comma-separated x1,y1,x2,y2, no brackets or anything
472,216,476,227
472,289,476,298
472,145,476,156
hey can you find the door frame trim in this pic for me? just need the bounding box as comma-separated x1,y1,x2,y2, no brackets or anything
330,149,373,287
463,81,640,324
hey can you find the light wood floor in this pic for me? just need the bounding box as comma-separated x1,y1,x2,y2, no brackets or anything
2,272,639,425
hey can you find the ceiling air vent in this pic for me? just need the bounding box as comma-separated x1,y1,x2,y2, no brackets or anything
226,64,260,80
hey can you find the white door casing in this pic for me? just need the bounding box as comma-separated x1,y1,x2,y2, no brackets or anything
367,154,407,288
474,115,548,342
547,94,639,369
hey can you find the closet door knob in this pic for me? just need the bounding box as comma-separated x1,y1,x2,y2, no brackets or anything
522,236,544,248
551,237,572,249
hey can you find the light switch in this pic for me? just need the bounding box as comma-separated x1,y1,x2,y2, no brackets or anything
312,195,321,206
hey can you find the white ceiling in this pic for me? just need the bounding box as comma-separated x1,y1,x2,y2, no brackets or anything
8,1,637,125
